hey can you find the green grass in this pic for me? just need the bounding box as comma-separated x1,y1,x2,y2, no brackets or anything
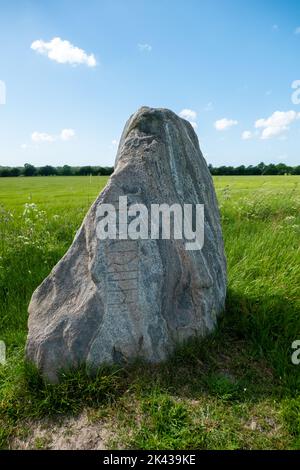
0,175,299,449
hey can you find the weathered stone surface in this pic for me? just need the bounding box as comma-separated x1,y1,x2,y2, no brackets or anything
26,107,227,382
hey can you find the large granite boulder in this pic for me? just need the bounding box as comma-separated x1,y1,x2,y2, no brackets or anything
26,107,227,382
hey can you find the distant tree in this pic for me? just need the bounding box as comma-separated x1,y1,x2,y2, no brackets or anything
39,165,57,176
245,165,260,175
23,163,36,176
76,166,93,176
218,166,229,175
61,165,72,176
275,163,292,175
292,165,300,175
0,168,10,177
257,162,266,175
10,167,21,177
236,165,245,175
264,164,278,175
101,166,114,176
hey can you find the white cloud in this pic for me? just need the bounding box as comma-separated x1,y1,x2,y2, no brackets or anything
255,110,300,139
60,128,75,141
31,129,76,144
179,109,197,121
258,127,282,139
31,131,56,143
214,118,238,131
294,26,300,34
242,131,253,140
20,144,28,149
31,37,97,67
179,109,198,129
138,43,152,52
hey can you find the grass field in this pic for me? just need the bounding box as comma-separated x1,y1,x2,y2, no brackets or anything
0,175,299,449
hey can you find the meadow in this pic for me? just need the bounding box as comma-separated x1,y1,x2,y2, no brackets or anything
0,175,299,449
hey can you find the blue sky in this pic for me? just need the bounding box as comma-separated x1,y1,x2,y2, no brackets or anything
0,0,300,167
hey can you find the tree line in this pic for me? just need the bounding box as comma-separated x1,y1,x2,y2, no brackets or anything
208,162,300,175
0,164,114,177
0,162,299,177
